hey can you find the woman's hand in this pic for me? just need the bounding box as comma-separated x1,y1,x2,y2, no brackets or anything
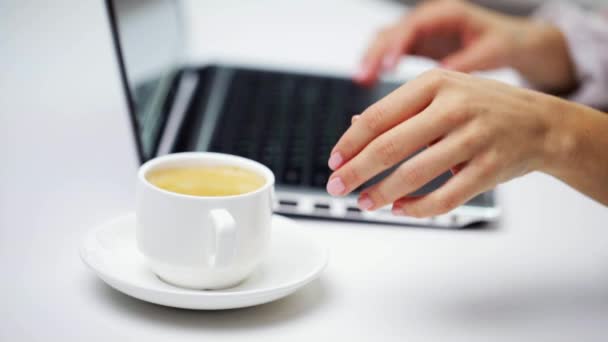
327,69,608,218
356,0,576,93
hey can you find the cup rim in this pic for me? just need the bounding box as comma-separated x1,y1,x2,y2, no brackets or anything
138,152,275,200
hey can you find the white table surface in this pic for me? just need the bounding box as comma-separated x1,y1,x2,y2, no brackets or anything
2,1,608,341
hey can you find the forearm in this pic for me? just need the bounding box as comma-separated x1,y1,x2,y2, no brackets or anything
541,98,608,205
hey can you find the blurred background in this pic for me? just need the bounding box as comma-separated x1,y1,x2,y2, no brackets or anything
119,0,605,95
404,0,603,14
116,0,605,161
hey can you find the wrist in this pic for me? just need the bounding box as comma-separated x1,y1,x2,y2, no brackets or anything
509,21,576,93
537,97,608,205
537,96,581,177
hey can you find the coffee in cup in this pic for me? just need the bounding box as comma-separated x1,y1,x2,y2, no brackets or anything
136,152,275,290
146,165,265,197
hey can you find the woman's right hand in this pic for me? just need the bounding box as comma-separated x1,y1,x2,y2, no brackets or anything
355,0,576,93
332,69,608,217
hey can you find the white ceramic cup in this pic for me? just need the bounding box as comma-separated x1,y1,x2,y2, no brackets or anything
136,152,275,290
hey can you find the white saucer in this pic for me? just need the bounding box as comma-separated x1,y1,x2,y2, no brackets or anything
80,213,328,310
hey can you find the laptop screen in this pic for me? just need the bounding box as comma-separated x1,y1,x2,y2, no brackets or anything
107,0,184,161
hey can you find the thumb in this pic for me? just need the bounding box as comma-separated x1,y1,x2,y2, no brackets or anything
440,38,501,73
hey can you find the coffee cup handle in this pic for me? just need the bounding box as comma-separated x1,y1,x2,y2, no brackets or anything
208,209,237,268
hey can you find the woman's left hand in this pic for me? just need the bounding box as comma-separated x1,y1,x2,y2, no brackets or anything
326,69,568,217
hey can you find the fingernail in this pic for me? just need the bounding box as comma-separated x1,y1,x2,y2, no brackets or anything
354,63,370,81
353,70,365,82
328,152,343,171
383,53,399,71
392,206,405,216
326,177,346,196
358,194,374,211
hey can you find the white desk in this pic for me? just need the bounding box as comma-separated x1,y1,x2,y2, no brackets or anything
2,1,608,341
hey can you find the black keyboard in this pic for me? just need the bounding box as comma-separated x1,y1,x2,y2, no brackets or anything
166,66,493,207
208,69,399,189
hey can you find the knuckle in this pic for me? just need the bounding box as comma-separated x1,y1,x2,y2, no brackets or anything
422,68,441,80
479,152,499,177
422,0,445,11
438,93,473,125
443,0,465,13
404,204,425,218
458,132,479,151
374,137,400,166
441,105,468,127
439,0,467,13
368,189,388,207
423,68,450,88
396,166,424,189
435,192,460,214
472,125,491,145
362,105,387,134
452,89,472,105
342,165,361,187
472,103,491,120
420,0,467,22
337,135,356,156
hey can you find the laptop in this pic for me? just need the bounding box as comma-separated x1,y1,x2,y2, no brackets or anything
105,0,499,228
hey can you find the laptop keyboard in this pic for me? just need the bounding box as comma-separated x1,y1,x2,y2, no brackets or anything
200,67,492,208
208,69,396,189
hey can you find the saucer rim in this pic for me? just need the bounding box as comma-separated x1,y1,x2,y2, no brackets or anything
80,212,329,297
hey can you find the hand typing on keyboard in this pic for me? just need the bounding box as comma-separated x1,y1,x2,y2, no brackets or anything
326,68,608,217
324,0,608,217
353,0,575,94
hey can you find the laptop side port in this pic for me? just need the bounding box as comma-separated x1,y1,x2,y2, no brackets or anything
346,206,362,217
278,199,298,211
313,202,331,215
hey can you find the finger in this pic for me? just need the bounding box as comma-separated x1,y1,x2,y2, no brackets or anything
359,1,470,82
327,98,452,197
357,129,477,210
381,30,415,72
329,69,449,171
387,1,468,64
381,18,419,71
441,37,501,73
355,27,396,85
429,137,465,175
392,159,494,218
382,9,443,70
412,0,469,33
328,115,361,170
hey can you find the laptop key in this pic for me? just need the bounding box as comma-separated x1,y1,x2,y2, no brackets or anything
208,68,400,190
312,169,330,187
